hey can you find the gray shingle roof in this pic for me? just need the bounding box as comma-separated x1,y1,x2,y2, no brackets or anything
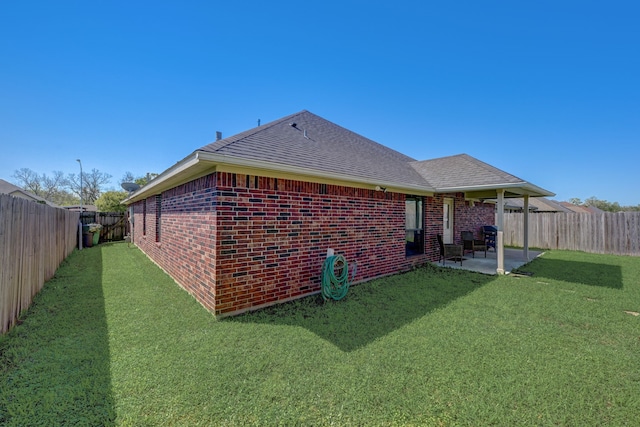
409,154,525,190
125,110,553,203
502,197,572,212
0,179,21,194
0,178,57,206
199,110,430,188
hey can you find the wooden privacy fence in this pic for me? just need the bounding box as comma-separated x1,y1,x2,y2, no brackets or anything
80,211,127,242
0,194,79,334
503,212,640,256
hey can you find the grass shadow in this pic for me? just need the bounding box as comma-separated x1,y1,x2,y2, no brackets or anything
229,264,494,352
0,246,116,425
523,257,623,289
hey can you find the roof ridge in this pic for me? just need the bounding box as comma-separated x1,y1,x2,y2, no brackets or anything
458,154,525,183
305,113,417,162
199,110,308,153
415,153,525,183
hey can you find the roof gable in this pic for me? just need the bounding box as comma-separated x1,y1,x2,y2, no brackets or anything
409,154,525,190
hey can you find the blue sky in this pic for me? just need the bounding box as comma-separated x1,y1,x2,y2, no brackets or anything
1,1,638,205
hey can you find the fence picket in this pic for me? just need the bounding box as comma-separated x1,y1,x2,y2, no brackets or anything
503,211,640,256
0,194,79,334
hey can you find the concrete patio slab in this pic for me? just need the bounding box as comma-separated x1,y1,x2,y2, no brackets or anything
433,248,543,275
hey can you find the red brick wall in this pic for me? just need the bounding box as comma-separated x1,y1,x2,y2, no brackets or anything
131,173,494,317
424,194,495,261
214,172,409,315
455,200,495,241
132,174,218,312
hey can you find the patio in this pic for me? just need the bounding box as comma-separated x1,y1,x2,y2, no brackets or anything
434,247,543,275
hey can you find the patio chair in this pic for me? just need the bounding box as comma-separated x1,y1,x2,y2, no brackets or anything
461,231,487,258
437,234,463,266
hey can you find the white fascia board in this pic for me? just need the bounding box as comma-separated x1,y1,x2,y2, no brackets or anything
436,181,555,198
122,152,201,204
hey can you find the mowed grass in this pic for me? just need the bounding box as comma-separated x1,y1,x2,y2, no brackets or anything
1,243,639,426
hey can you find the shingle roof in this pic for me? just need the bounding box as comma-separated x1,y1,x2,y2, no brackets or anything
409,154,525,190
125,110,553,203
199,110,430,189
0,179,21,194
558,201,603,214
502,197,571,212
0,178,57,206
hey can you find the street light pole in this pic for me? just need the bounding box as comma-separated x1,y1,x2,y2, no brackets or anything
76,159,83,250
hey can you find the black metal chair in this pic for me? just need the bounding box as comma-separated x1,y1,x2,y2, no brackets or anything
461,231,487,258
437,234,463,265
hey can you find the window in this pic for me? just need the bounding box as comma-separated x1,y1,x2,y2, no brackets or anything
155,194,162,242
142,199,147,235
405,196,424,256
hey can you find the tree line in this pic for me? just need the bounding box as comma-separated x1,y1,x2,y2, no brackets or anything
11,168,156,212
568,197,640,212
10,168,640,213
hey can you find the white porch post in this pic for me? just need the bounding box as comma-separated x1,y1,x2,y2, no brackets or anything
523,195,530,260
497,189,505,274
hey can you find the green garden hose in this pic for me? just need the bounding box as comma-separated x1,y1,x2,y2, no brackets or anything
321,255,351,301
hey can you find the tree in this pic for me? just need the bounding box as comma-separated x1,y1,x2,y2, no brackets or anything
12,167,114,206
12,168,78,206
121,171,158,187
67,168,112,204
95,190,129,212
566,196,640,212
584,197,621,212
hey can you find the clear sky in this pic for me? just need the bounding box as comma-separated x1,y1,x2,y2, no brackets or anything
1,1,638,205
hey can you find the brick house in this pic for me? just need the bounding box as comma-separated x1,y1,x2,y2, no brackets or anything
123,111,552,316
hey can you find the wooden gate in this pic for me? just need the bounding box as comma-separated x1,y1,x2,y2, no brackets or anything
80,212,128,242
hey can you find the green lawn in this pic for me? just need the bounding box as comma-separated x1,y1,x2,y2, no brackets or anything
1,243,639,426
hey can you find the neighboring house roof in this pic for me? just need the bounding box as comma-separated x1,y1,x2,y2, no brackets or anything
0,179,58,206
587,206,605,214
124,111,554,204
558,201,604,214
498,197,572,212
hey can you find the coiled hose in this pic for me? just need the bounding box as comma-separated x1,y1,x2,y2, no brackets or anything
321,255,352,301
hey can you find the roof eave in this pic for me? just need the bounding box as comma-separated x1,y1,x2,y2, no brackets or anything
122,152,204,204
123,151,437,204
198,151,436,195
436,182,555,198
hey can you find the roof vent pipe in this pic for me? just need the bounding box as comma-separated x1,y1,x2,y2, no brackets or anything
304,129,309,139
216,131,222,141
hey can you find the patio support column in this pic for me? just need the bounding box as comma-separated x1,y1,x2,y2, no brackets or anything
523,195,530,260
496,189,505,274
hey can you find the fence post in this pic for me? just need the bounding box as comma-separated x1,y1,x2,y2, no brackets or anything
497,231,505,275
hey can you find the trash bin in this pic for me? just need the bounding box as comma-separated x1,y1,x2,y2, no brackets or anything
93,230,100,246
83,232,94,248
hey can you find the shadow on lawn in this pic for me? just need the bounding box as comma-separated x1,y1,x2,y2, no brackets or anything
229,265,494,352
0,245,115,425
524,258,623,289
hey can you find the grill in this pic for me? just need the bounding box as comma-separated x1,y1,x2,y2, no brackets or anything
482,225,497,251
